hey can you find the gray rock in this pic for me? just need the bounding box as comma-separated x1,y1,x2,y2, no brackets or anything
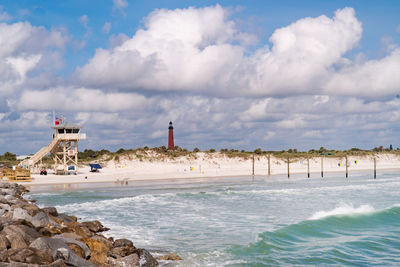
31,212,51,227
5,195,18,204
29,237,95,267
2,225,41,243
0,188,17,196
54,248,95,267
109,253,140,267
53,236,91,259
0,203,11,210
57,213,77,223
114,238,134,248
136,249,159,267
29,237,68,258
42,207,58,217
12,208,32,222
7,247,53,265
80,220,108,233
12,208,57,228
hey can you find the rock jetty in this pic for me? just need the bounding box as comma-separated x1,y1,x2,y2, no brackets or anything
0,182,164,266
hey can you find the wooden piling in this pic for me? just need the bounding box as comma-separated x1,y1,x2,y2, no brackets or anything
252,153,255,176
307,158,310,178
287,156,290,179
321,157,324,178
268,154,271,176
345,156,348,178
374,158,376,179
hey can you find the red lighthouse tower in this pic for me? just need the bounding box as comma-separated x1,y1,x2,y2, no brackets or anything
168,121,174,150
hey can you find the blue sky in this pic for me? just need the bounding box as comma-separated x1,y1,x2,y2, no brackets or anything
0,1,400,154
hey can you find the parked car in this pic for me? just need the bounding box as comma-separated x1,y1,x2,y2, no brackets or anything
40,169,47,175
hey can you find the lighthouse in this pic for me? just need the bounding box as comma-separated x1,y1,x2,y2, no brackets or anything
168,121,174,150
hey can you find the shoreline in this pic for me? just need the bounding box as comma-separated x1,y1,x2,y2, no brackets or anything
26,166,400,193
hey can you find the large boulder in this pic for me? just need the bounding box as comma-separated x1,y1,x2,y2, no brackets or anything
80,237,109,266
1,225,41,249
109,246,135,258
31,212,57,228
107,253,140,267
42,207,58,217
7,247,53,264
0,188,17,197
29,237,94,267
64,223,93,238
6,232,28,249
109,238,135,258
38,226,62,237
57,214,77,223
90,235,112,248
22,204,41,217
135,249,158,267
29,237,69,258
113,238,134,248
53,236,90,259
80,220,109,233
12,208,31,222
1,225,41,243
68,243,86,259
54,248,95,267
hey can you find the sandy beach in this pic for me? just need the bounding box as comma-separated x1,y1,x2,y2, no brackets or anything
24,152,400,190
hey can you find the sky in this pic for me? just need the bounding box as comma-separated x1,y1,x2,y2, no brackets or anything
0,0,400,154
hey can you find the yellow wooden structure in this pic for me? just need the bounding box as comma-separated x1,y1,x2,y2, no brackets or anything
1,166,31,182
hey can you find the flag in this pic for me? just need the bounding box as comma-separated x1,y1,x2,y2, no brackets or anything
55,117,62,125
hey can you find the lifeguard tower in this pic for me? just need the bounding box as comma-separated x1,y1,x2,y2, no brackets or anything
19,118,86,175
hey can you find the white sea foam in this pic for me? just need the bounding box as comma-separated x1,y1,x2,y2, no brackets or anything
309,203,375,220
55,193,176,213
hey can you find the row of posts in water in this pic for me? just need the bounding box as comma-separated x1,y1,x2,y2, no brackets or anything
251,155,378,179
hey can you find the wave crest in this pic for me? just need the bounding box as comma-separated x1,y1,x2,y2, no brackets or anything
309,203,375,220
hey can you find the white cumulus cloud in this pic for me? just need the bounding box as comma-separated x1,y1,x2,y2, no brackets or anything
75,6,400,99
0,21,68,99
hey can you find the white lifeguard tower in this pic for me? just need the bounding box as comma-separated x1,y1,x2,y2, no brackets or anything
19,117,86,175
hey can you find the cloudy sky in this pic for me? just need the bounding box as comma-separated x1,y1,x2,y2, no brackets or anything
1,0,400,154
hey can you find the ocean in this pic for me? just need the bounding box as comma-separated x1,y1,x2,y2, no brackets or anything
29,171,400,266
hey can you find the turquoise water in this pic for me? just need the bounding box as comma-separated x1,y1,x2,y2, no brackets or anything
29,171,400,266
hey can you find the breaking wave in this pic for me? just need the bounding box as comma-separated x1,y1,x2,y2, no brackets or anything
229,204,400,266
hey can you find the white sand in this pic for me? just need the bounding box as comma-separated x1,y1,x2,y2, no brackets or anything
24,152,400,189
